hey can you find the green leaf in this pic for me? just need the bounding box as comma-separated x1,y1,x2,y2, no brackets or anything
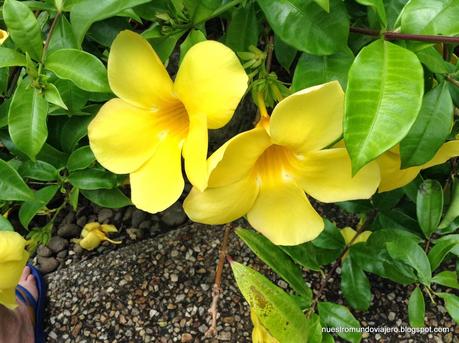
236,227,312,297
3,0,43,61
66,145,95,172
81,188,131,208
318,302,361,343
46,49,110,92
226,3,259,52
311,219,345,250
45,83,68,110
292,49,354,91
416,47,449,74
281,243,322,271
18,160,58,181
440,178,459,229
148,32,184,63
68,168,118,190
408,286,425,327
432,271,459,289
185,0,222,24
69,186,79,211
36,143,68,169
179,29,206,63
436,293,459,323
401,0,459,37
416,179,443,238
0,159,34,201
428,238,459,271
386,237,431,285
59,116,93,152
70,0,150,46
385,0,408,29
53,79,89,113
344,39,424,173
19,185,59,229
48,15,79,52
0,47,26,68
0,216,14,231
341,253,372,311
400,83,453,168
313,0,329,12
355,0,387,27
8,80,49,160
231,261,311,342
256,0,349,55
274,36,297,71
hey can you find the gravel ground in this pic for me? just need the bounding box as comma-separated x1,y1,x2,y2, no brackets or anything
44,222,458,343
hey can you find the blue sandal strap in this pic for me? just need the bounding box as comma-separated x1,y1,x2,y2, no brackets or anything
15,284,37,309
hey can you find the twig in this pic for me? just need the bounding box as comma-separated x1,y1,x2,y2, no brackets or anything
265,35,274,73
41,11,61,65
446,75,459,88
350,27,459,44
205,224,232,337
308,210,377,316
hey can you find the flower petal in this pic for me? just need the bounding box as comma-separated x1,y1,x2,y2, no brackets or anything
0,287,17,309
377,149,420,192
88,98,160,174
184,175,258,224
183,114,208,191
130,137,184,213
297,148,380,202
247,182,324,245
422,140,459,169
174,40,248,129
269,81,344,153
208,128,272,187
108,30,175,109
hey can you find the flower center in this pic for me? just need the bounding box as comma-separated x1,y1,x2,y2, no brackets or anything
154,100,189,141
254,145,301,186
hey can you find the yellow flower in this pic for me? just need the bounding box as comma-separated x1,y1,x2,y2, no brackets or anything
75,222,121,251
340,227,372,259
377,141,459,192
0,30,9,45
251,309,280,343
0,231,29,309
184,81,380,245
88,30,248,213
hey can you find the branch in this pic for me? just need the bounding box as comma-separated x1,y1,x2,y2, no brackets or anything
350,27,459,44
446,75,459,88
205,224,232,337
41,11,61,65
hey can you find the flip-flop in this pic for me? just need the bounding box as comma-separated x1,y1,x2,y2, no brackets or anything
15,264,46,343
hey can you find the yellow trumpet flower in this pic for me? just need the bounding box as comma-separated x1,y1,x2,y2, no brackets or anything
377,142,459,192
184,81,380,245
88,30,248,213
0,231,29,309
75,222,121,251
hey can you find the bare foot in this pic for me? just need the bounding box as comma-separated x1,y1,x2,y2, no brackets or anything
18,266,38,302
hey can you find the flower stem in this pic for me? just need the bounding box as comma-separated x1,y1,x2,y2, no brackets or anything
350,27,459,44
41,11,61,65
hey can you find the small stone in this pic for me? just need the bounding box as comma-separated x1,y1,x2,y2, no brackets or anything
57,223,81,239
388,312,396,321
201,283,210,291
181,333,192,342
387,292,395,301
76,216,87,227
198,324,207,333
170,274,178,282
139,220,151,230
167,303,176,310
37,256,59,274
47,236,68,253
57,250,68,259
127,228,144,240
218,331,231,341
97,209,113,223
131,210,146,227
161,202,187,227
277,280,288,289
171,250,179,257
37,245,52,257
222,316,235,324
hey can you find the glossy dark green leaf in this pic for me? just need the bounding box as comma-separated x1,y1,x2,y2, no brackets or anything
69,186,79,211
281,243,322,271
0,47,26,68
355,0,387,27
149,32,184,63
48,15,78,52
385,0,408,29
88,17,131,48
292,49,354,91
59,116,93,152
428,236,459,271
440,178,459,229
18,160,58,181
53,79,89,113
19,185,59,228
226,3,259,52
436,293,459,323
408,286,425,327
432,271,459,290
8,80,48,160
311,219,345,250
81,188,131,208
0,159,34,201
3,0,43,61
70,0,150,45
386,237,431,285
400,83,453,168
313,0,329,12
231,261,311,342
45,83,68,110
0,216,14,231
66,145,95,172
416,47,449,74
344,39,424,174
274,35,297,71
236,227,311,297
318,302,361,343
179,29,206,63
185,0,222,24
68,168,118,190
36,143,68,169
341,253,372,310
46,49,110,92
257,0,349,55
416,180,443,238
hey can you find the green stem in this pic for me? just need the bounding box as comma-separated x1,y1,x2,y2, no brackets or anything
41,11,61,66
446,75,459,89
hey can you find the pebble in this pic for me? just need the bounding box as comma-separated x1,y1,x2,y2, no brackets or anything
181,333,192,342
57,224,81,239
37,256,59,274
97,209,113,223
131,210,146,228
47,236,69,253
76,216,87,227
388,312,396,321
161,202,187,227
126,228,144,240
170,274,178,282
37,245,53,257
